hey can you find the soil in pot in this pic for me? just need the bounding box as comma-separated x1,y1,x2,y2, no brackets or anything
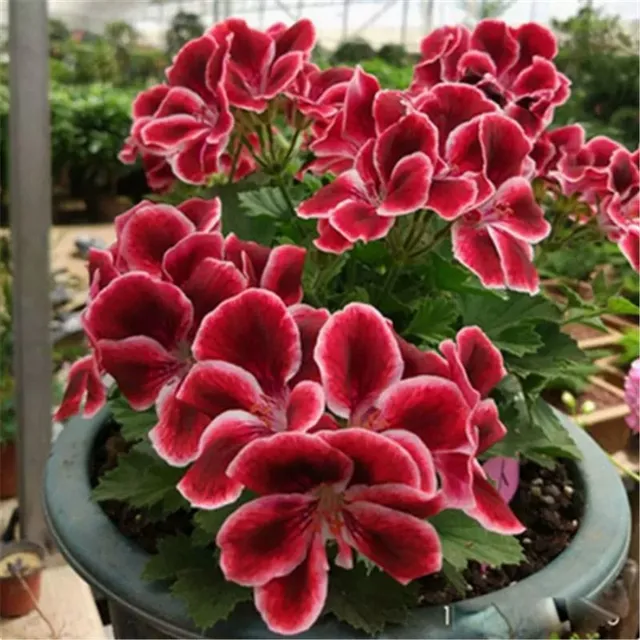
92,422,586,606
0,543,45,618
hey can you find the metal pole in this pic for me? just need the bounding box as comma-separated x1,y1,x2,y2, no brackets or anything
341,0,350,41
9,0,52,549
400,0,409,46
423,0,434,34
258,0,266,27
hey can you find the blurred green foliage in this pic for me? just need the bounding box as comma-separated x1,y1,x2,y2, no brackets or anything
553,1,639,149
166,11,204,57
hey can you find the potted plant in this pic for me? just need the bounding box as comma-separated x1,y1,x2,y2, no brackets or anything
45,16,637,639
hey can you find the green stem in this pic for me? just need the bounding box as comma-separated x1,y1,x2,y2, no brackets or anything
226,139,243,185
275,175,297,219
608,452,640,483
240,135,268,169
280,126,303,168
408,222,453,260
380,263,401,300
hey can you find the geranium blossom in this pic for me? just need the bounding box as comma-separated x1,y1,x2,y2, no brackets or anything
313,302,523,533
174,289,326,508
208,18,315,112
217,430,442,634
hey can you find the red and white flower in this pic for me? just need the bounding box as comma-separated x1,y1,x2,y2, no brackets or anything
298,112,437,248
313,302,522,533
175,289,325,508
208,18,315,113
217,430,442,634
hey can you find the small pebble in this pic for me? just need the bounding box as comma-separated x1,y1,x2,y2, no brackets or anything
571,519,579,528
546,485,560,497
466,584,473,591
563,485,575,498
509,581,518,586
531,478,543,486
522,537,532,545
530,485,542,497
541,495,555,505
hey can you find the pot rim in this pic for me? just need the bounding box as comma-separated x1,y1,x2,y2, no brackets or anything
43,407,631,639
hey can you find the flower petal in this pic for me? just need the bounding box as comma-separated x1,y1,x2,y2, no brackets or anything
254,534,328,636
177,197,222,232
470,19,518,77
452,219,504,289
374,112,438,186
85,273,193,350
54,355,105,421
177,410,269,509
455,326,507,398
98,337,184,410
620,227,640,272
383,429,438,495
217,493,317,586
314,303,402,420
162,233,225,286
178,360,268,423
118,204,195,277
314,219,354,254
260,245,306,306
396,336,450,379
489,227,539,294
377,376,472,453
491,177,550,243
343,501,442,583
181,258,248,332
193,289,301,396
288,304,330,386
465,462,526,534
150,381,212,466
227,432,354,495
343,66,380,146
330,200,395,243
320,428,421,488
345,484,442,519
472,399,507,455
433,451,476,507
427,176,478,221
265,51,304,98
286,381,325,432
379,153,433,217
297,171,366,219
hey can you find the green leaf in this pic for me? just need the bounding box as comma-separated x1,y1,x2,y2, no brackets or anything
192,491,256,547
238,186,290,219
324,563,420,635
92,445,188,513
607,296,640,315
461,293,562,335
109,391,156,442
142,534,213,582
441,559,468,595
492,324,543,356
171,558,252,631
431,510,525,571
406,296,459,344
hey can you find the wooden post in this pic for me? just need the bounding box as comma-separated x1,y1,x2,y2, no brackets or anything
9,0,52,548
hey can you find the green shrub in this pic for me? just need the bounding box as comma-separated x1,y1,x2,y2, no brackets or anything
360,58,413,89
0,83,138,203
166,11,204,57
377,43,409,67
332,38,376,65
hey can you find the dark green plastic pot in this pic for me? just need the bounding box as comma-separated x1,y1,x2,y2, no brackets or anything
44,408,630,639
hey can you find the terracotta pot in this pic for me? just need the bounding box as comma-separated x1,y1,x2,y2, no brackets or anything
0,441,17,499
0,541,45,618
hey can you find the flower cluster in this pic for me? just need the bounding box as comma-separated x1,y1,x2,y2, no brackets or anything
56,195,523,634
58,13,640,637
54,198,306,466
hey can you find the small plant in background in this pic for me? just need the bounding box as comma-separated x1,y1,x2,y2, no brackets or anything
624,359,640,433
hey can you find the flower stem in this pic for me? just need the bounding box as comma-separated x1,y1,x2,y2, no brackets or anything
280,126,303,168
226,139,243,185
240,135,268,169
408,221,453,259
608,452,640,483
12,569,58,638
